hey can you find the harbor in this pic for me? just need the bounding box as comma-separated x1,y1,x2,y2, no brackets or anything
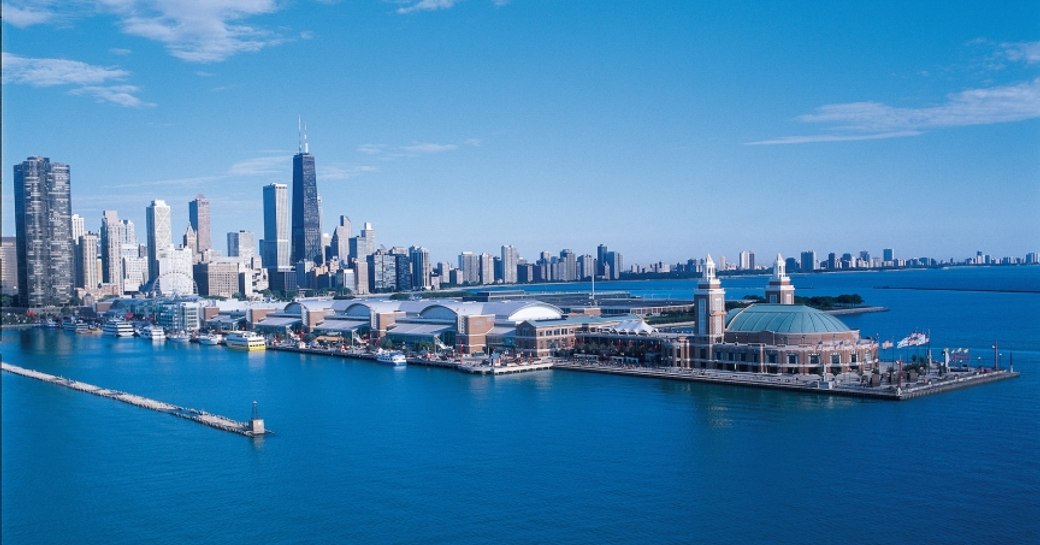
551,360,1020,400
0,362,269,437
267,343,555,375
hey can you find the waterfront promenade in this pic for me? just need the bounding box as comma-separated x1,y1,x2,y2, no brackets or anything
552,360,1018,400
0,362,268,437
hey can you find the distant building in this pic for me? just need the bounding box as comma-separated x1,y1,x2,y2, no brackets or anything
330,215,351,262
146,199,173,284
739,250,755,271
458,252,481,285
14,156,74,307
501,245,519,284
291,123,322,264
883,248,894,263
227,230,255,262
189,194,211,254
262,183,290,269
800,250,816,272
0,237,17,296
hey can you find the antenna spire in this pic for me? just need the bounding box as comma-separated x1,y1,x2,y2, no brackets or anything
303,122,309,154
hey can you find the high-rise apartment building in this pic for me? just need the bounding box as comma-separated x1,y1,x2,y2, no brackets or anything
100,210,125,291
350,222,376,263
800,250,816,272
883,248,894,263
262,183,290,269
501,245,519,284
330,215,351,262
189,194,211,254
0,237,18,296
146,200,172,284
410,246,431,290
458,252,481,285
739,250,755,271
291,124,322,265
227,230,255,262
75,232,102,290
14,156,74,307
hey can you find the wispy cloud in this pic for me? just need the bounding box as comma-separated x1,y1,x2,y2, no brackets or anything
356,144,386,155
1,3,55,27
227,155,290,177
749,78,1040,145
109,47,133,56
1,52,153,107
320,165,378,181
402,142,458,154
100,0,286,63
1000,41,1040,65
396,0,459,15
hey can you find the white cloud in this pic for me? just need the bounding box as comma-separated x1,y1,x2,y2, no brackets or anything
1001,41,1040,65
1,52,153,107
227,154,290,177
396,0,459,15
356,144,386,155
402,142,458,154
320,165,378,181
750,78,1040,145
99,0,285,63
1,3,55,27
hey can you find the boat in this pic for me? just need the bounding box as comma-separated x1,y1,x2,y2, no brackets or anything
76,323,102,335
102,320,135,337
167,331,192,343
61,317,81,331
376,350,407,367
198,333,224,346
225,331,266,351
141,325,166,342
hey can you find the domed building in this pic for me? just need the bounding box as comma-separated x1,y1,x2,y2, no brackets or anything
687,254,878,375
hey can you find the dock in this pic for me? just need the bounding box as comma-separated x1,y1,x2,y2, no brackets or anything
551,361,1019,400
1,362,269,437
268,344,555,375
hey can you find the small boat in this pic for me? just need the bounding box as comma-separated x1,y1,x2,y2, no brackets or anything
102,320,135,337
62,317,81,331
377,350,407,367
198,333,224,346
225,331,266,351
167,331,192,343
141,325,166,342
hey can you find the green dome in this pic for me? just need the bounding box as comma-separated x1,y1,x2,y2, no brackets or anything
725,304,851,334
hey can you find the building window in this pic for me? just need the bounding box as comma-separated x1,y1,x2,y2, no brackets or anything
768,353,777,364
787,354,798,365
851,354,858,363
831,353,840,364
809,354,820,364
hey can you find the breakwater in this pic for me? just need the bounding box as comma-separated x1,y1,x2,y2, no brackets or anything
0,362,268,436
552,361,1019,400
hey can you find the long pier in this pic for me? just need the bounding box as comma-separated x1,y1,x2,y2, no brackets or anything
268,344,554,375
1,362,269,437
551,361,1019,400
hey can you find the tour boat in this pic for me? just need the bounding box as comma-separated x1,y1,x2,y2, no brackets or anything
376,351,407,367
225,331,266,351
198,333,224,346
167,331,192,343
141,325,166,342
61,317,81,331
102,320,135,338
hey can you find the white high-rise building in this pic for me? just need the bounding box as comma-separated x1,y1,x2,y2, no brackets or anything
262,183,290,269
146,199,172,283
501,245,519,284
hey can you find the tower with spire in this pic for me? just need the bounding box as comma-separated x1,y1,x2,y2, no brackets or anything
765,253,795,304
291,117,322,265
694,255,726,345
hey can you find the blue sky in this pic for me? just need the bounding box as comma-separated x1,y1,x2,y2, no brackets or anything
3,0,1038,265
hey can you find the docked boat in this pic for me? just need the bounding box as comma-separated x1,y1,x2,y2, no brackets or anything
198,333,224,346
167,331,192,343
61,317,81,331
225,331,266,351
102,320,135,337
376,351,407,367
141,325,166,342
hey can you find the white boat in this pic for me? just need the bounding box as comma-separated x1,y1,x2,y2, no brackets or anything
198,333,224,346
102,320,135,338
377,351,407,367
225,331,266,351
167,331,192,343
62,317,81,331
141,325,166,342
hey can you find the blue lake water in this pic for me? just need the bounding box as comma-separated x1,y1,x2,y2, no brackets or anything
3,266,1038,544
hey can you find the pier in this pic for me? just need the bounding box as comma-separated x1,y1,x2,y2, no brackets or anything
551,361,1019,400
1,362,269,437
268,344,555,375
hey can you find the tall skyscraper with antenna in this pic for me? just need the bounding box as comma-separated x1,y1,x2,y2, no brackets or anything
291,118,322,265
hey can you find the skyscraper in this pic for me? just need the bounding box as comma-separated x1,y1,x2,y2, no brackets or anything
189,194,211,254
13,156,74,307
800,250,816,272
146,199,172,283
291,122,322,265
330,215,351,262
501,245,519,284
262,183,290,269
227,230,255,262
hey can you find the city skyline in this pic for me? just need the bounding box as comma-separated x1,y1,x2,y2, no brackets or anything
2,2,1038,263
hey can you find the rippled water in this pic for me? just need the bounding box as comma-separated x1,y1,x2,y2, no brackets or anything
3,267,1038,544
